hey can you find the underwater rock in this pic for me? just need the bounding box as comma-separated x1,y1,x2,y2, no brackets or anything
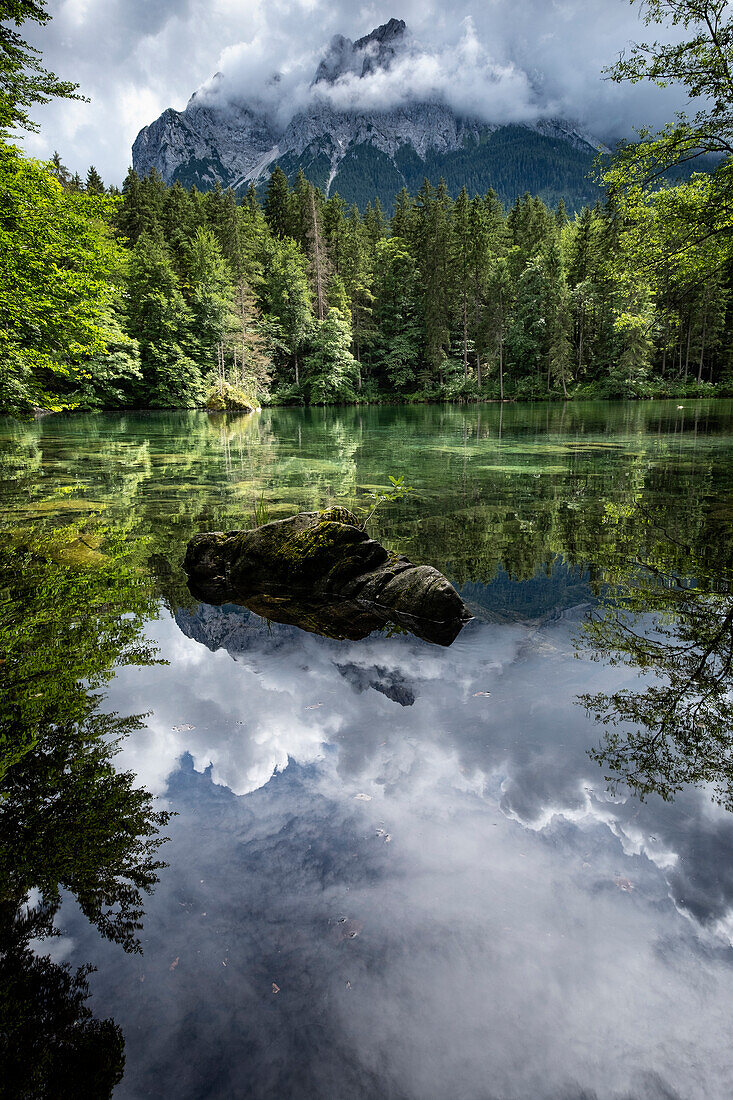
182,508,471,646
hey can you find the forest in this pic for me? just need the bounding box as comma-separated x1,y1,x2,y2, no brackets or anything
2,0,733,417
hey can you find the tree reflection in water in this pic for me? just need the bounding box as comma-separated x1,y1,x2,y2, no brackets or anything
0,526,171,1097
0,898,125,1098
577,504,733,809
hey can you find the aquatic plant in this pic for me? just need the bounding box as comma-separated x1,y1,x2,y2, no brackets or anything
360,474,415,532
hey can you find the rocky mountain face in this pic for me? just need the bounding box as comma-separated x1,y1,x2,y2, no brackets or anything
132,18,606,211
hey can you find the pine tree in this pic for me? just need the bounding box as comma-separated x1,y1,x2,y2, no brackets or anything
304,183,330,321
184,226,233,368
261,236,313,386
116,168,163,245
363,198,387,246
372,238,422,391
244,183,259,214
507,261,547,392
292,169,311,251
485,259,514,399
341,207,375,372
85,165,104,195
49,150,68,186
452,187,473,380
162,181,198,271
413,179,453,387
327,274,350,316
264,166,293,239
323,193,348,274
390,188,413,239
202,181,230,241
541,238,573,396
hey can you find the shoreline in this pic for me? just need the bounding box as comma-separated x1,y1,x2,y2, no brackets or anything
19,391,733,419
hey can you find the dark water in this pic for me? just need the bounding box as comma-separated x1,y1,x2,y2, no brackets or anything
2,401,733,1098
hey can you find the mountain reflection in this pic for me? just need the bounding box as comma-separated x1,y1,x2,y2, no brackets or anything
576,504,733,809
0,528,172,1095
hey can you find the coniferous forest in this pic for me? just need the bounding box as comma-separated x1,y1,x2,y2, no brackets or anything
3,0,733,416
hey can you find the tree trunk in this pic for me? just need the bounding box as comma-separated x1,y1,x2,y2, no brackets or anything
697,293,708,384
310,189,325,321
474,292,481,381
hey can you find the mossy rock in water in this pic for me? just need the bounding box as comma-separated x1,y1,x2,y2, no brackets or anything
205,383,257,413
183,508,471,646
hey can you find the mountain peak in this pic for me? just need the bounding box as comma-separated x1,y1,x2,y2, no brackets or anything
133,15,603,213
353,17,407,52
314,17,408,85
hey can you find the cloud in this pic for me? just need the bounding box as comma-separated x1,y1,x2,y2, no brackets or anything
62,604,733,1098
21,0,689,187
201,17,546,131
102,600,733,949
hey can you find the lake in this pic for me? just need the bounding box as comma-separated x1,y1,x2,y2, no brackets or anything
2,400,733,1099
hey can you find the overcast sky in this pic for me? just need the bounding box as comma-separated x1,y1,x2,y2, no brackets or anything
20,0,689,186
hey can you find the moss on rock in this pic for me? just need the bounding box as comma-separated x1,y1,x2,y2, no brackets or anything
205,383,257,413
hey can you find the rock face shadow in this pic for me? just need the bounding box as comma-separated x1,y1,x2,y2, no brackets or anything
183,508,472,647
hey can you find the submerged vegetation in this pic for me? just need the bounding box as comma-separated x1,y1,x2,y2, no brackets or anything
3,3,733,415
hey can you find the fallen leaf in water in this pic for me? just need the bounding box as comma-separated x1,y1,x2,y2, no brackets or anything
354,793,371,801
472,692,491,697
169,957,179,971
272,983,280,994
171,724,195,732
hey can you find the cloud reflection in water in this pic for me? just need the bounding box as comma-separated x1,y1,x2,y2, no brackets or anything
76,601,733,1099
